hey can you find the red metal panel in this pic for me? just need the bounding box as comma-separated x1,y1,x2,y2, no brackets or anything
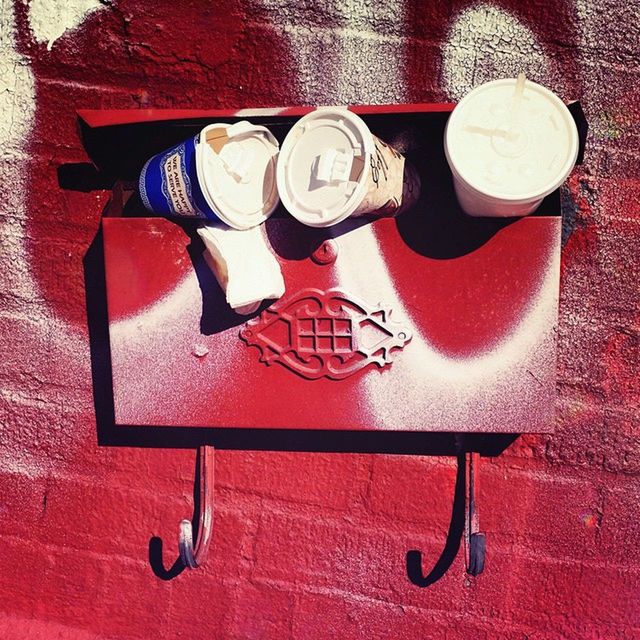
104,212,559,432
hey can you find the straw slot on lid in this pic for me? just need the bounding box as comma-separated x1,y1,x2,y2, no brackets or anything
314,149,354,184
276,108,376,227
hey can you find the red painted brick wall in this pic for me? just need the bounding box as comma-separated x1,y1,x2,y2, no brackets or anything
1,1,638,638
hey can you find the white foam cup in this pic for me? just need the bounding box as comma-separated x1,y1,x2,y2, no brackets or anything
276,108,420,228
444,77,579,217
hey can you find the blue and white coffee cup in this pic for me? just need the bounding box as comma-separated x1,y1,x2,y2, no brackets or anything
139,121,280,230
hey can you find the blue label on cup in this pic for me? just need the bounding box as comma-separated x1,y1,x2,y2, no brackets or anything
139,135,219,221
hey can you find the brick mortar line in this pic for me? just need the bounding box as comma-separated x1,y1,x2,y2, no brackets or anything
0,465,197,499
578,54,640,73
249,575,596,633
250,498,640,567
0,460,136,488
0,150,31,161
252,578,639,633
244,18,640,62
494,458,640,483
1,436,636,492
0,532,151,568
215,483,366,516
1,490,636,568
246,502,606,560
226,491,454,542
251,575,412,610
0,230,98,246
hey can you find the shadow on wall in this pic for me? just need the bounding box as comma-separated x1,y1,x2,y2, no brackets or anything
406,453,467,587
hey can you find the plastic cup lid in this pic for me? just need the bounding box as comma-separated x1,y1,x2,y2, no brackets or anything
196,121,280,229
444,78,579,202
276,108,375,227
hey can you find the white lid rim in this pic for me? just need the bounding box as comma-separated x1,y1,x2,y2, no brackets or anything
195,123,279,230
444,79,579,202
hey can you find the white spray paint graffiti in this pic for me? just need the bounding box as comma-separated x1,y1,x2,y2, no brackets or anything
0,1,38,479
442,3,553,100
0,0,104,325
332,224,559,429
0,0,105,323
249,0,408,105
0,0,102,475
28,0,104,50
0,1,35,152
107,254,259,425
0,0,36,322
0,0,103,338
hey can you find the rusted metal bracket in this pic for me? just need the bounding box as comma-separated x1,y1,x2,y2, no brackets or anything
103,179,136,217
179,445,215,569
464,451,485,576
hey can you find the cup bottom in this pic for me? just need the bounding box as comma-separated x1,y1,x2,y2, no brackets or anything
452,177,543,217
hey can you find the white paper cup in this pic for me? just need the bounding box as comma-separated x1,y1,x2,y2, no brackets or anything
277,108,420,228
444,78,579,217
139,120,280,229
